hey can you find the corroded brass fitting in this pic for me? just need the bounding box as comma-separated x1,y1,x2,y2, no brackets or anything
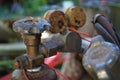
22,34,40,58
12,17,58,80
13,17,50,69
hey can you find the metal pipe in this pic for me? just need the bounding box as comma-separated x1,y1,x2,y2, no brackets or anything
23,34,41,58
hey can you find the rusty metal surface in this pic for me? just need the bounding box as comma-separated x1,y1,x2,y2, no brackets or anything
44,10,67,34
26,64,57,80
14,54,44,69
14,54,29,69
65,7,86,28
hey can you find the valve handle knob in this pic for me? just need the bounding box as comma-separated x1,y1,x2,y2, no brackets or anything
13,17,51,34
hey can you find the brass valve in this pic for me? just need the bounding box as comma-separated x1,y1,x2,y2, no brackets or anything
13,17,51,69
12,17,58,80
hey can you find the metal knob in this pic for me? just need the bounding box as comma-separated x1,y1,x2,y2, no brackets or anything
12,17,51,69
13,17,51,34
83,35,120,80
12,17,58,80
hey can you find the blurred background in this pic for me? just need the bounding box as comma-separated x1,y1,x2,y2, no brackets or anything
0,0,120,78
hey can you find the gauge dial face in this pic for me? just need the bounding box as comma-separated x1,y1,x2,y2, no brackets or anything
88,45,111,64
84,42,119,66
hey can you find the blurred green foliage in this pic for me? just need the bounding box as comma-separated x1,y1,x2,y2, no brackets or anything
23,0,48,16
0,0,64,19
0,0,80,19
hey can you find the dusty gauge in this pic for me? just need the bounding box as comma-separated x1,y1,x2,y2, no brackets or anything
44,10,67,34
83,35,120,80
65,7,86,28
